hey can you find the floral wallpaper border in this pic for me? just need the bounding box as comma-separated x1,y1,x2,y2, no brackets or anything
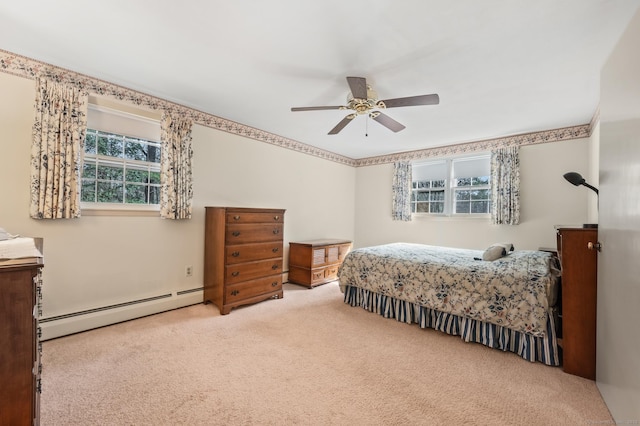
1,49,594,168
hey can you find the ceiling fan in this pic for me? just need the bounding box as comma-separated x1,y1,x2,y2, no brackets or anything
291,76,439,135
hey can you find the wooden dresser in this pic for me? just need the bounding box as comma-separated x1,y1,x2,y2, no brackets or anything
0,258,44,426
288,239,352,288
204,207,285,314
556,227,598,380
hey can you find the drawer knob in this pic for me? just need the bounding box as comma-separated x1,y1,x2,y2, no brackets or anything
231,251,240,257
272,247,279,253
233,215,241,220
271,282,278,287
274,216,279,221
232,271,240,277
272,264,279,270
232,231,241,237
231,290,240,296
273,229,280,235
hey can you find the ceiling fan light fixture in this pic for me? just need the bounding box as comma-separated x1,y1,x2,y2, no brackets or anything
290,76,439,134
346,85,379,115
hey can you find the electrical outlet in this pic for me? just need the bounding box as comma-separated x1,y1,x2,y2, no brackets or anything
185,266,193,277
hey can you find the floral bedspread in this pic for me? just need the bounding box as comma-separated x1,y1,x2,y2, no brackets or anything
338,243,558,337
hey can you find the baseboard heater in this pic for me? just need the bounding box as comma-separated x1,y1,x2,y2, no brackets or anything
39,287,205,340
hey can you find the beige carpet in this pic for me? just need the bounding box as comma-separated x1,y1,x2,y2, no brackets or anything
40,283,612,425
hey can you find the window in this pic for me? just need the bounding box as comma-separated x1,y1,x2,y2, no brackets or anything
80,101,162,210
412,155,491,215
81,129,161,204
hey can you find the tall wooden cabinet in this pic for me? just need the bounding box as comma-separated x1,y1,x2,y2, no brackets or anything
204,207,285,315
0,258,44,426
288,239,352,288
556,227,598,380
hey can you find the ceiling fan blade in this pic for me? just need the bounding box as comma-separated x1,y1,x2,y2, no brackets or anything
380,94,440,108
328,115,354,135
291,106,343,112
372,112,406,133
346,76,368,99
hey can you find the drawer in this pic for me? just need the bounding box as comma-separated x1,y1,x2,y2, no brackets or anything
225,223,284,244
226,211,284,224
225,275,282,303
324,265,340,281
225,242,283,264
310,268,325,284
226,258,283,284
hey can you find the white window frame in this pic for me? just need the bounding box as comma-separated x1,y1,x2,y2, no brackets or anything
411,154,491,217
81,101,162,216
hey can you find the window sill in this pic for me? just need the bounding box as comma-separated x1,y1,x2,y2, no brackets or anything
412,213,490,221
81,203,160,217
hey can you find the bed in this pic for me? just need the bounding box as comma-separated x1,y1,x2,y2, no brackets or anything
337,243,561,365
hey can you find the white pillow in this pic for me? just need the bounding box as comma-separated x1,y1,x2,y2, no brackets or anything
481,243,514,261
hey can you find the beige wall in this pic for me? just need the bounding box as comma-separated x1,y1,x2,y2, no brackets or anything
354,138,592,251
0,72,356,339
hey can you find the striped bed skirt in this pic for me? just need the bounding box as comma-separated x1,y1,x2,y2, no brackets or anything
343,285,560,366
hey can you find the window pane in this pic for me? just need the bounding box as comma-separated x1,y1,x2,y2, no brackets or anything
81,180,96,202
149,186,160,204
124,138,150,161
97,133,124,158
455,190,470,201
456,201,470,213
417,181,429,189
471,201,489,213
432,180,445,188
126,168,149,183
471,189,489,200
125,183,147,204
430,190,444,201
148,144,161,163
97,164,124,181
416,203,429,213
473,176,490,186
416,192,429,202
82,161,96,179
455,177,472,187
431,202,444,213
97,182,123,203
85,132,97,154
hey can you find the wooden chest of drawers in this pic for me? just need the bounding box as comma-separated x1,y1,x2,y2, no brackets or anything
204,207,285,315
288,239,352,288
556,227,598,379
0,258,43,426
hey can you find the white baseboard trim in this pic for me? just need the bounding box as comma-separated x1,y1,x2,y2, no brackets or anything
40,290,203,341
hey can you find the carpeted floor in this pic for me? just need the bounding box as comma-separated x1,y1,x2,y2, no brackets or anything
40,283,613,425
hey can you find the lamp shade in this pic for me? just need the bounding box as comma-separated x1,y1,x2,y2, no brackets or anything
563,172,585,186
563,171,599,194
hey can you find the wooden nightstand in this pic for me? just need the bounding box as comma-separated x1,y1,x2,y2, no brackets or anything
288,239,352,288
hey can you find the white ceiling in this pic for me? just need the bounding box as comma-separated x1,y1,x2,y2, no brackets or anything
1,1,638,159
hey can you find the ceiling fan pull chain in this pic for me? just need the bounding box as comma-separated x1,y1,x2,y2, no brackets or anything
365,114,369,137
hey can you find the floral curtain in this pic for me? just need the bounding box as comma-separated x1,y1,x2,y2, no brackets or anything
30,76,88,219
491,146,520,225
160,111,193,219
392,162,413,221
